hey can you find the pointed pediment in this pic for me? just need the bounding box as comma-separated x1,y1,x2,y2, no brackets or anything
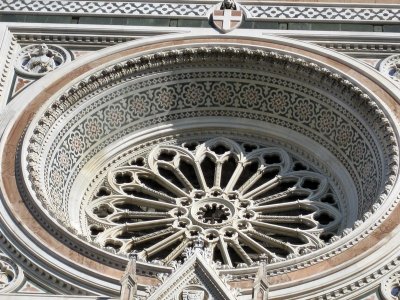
148,250,237,300
120,255,138,300
252,256,269,300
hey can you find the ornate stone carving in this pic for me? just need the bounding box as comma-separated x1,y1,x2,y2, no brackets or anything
15,44,71,78
0,32,18,105
0,23,398,297
20,45,399,277
120,254,138,300
145,239,237,300
182,289,206,300
211,0,243,33
244,4,400,23
0,264,13,289
87,138,340,266
379,54,400,85
380,271,400,300
252,255,269,300
24,47,397,221
0,253,23,293
220,0,236,10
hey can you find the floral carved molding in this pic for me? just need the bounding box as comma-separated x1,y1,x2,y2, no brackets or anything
19,45,400,281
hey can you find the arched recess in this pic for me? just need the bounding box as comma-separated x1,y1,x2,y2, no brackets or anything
0,31,399,298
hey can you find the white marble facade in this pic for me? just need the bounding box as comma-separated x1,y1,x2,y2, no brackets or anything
1,1,400,299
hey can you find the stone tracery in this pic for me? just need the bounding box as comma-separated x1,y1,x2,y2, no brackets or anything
0,253,23,293
87,138,341,266
23,46,396,228
0,262,14,290
15,43,71,78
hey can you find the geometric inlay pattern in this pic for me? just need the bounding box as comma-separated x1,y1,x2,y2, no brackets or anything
45,69,380,222
244,5,400,22
0,0,212,17
1,0,400,23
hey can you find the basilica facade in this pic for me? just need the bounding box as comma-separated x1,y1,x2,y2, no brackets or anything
0,0,400,299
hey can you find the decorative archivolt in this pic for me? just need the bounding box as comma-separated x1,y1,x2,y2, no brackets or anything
20,44,399,278
87,138,341,267
1,32,398,300
24,46,397,228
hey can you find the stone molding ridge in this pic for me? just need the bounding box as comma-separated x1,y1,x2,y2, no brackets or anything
0,229,104,295
25,46,398,219
146,240,239,300
22,45,399,276
0,29,18,111
309,252,400,300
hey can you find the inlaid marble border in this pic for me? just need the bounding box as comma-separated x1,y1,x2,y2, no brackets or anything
1,0,400,23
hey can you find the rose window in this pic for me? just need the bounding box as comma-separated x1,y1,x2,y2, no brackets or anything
86,137,341,267
16,41,399,298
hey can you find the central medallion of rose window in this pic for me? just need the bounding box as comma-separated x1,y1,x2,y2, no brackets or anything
87,137,341,267
194,199,232,226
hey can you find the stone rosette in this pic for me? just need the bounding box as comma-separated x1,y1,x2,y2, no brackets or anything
379,54,400,85
14,44,71,78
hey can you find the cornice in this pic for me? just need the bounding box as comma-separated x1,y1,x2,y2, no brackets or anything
0,28,18,111
1,0,400,24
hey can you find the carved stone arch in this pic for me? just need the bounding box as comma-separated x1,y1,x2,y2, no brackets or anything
0,32,399,298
